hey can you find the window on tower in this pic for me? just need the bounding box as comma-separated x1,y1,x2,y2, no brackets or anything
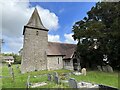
58,58,59,64
36,31,38,35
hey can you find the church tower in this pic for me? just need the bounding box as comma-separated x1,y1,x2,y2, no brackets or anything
21,8,48,73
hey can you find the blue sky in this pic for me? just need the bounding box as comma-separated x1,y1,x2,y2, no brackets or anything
1,1,96,53
30,2,96,42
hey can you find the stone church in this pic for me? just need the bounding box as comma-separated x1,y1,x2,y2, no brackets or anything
21,8,80,73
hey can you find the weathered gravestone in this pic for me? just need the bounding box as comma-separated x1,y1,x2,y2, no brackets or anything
8,67,12,75
47,74,52,81
26,75,30,89
106,65,113,73
54,76,59,84
11,68,14,81
81,68,86,76
97,66,102,71
102,65,113,72
102,66,108,72
53,72,58,81
8,67,14,81
53,72,58,77
68,78,78,88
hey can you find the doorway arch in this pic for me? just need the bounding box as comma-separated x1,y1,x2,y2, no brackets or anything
73,59,78,71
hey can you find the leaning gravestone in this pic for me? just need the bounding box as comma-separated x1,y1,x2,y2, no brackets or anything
47,74,52,81
68,78,78,88
106,65,113,73
97,66,102,71
54,76,59,84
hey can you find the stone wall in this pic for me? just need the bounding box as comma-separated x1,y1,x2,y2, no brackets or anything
63,59,73,70
21,28,48,73
47,56,63,70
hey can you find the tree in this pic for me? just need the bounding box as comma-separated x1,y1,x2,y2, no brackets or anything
72,2,120,70
13,54,21,64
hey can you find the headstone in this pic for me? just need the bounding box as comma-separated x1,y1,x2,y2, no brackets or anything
8,67,14,81
53,72,58,77
106,65,113,73
81,68,86,76
47,74,52,81
53,72,58,81
11,68,14,81
102,66,107,72
54,76,59,84
26,75,30,89
68,78,78,88
97,66,102,71
8,67,12,75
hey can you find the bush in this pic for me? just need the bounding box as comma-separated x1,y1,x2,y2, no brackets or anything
13,54,22,64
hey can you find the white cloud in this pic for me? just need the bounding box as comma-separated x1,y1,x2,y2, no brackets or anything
37,6,59,30
1,0,59,53
48,34,60,42
64,33,77,44
2,35,23,53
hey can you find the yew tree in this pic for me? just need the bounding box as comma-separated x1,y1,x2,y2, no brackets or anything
72,2,120,70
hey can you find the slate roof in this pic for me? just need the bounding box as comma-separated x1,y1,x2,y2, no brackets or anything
2,56,14,60
23,8,48,35
47,42,77,59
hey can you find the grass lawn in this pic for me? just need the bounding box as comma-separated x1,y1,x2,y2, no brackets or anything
2,64,118,88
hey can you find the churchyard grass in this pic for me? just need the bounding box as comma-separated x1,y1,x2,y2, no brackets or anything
2,64,70,88
2,64,118,88
71,71,118,88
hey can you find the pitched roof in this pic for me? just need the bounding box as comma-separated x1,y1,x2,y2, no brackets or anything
2,56,14,60
47,42,77,59
23,8,48,35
